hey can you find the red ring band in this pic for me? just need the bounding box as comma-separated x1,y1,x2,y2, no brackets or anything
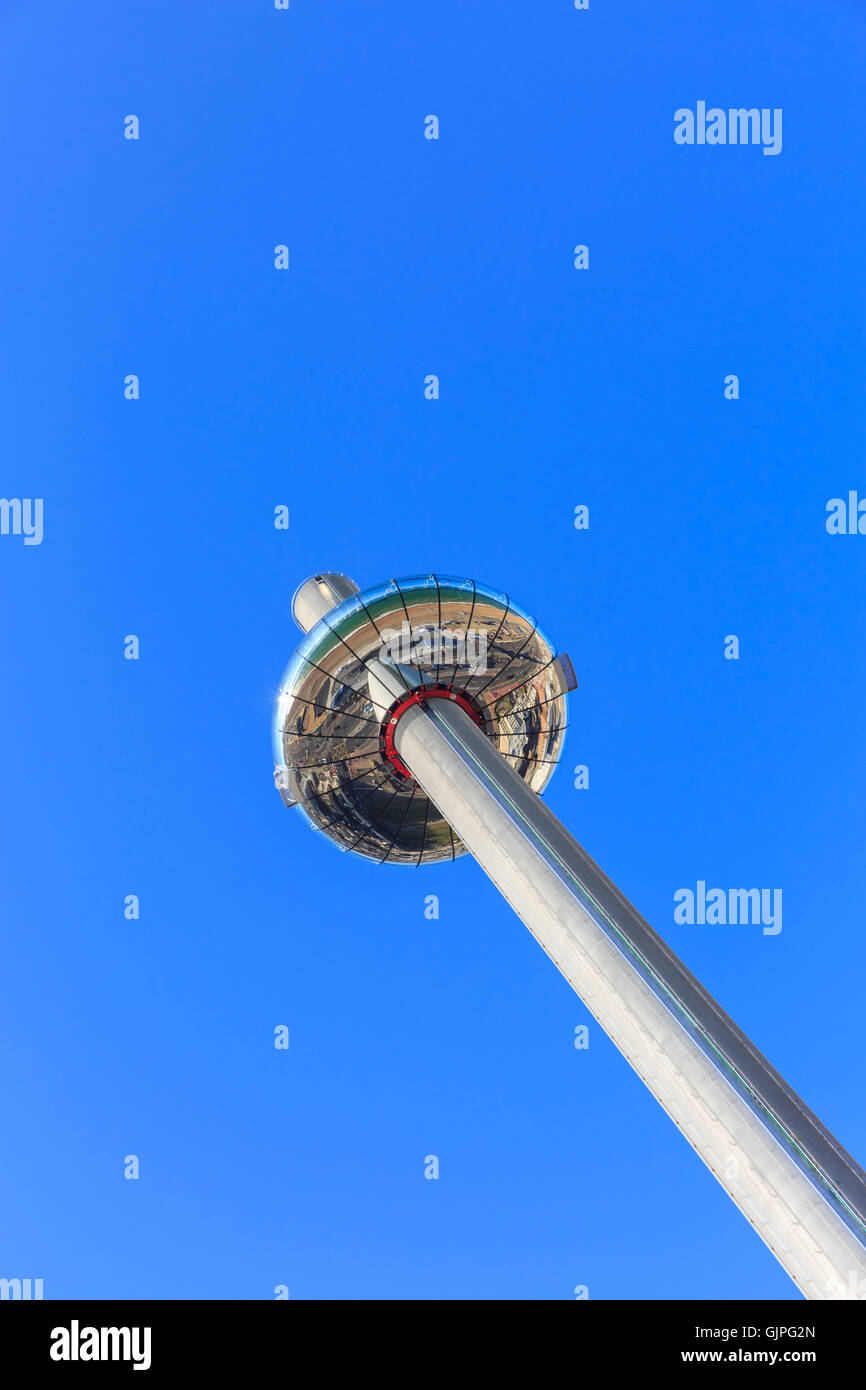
379,685,485,781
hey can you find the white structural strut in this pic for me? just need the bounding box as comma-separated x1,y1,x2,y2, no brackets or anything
394,695,866,1300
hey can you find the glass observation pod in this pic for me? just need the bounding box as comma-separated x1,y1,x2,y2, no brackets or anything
272,573,574,864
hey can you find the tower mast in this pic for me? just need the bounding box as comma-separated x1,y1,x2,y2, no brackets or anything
276,573,866,1298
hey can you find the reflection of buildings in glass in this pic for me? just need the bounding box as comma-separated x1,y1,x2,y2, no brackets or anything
491,676,565,777
273,766,296,809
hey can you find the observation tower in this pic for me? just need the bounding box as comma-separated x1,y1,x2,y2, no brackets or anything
273,571,866,1300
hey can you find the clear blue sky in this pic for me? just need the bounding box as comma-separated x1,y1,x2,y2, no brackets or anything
2,0,865,1300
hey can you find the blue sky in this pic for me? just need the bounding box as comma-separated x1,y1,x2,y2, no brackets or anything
2,0,865,1299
